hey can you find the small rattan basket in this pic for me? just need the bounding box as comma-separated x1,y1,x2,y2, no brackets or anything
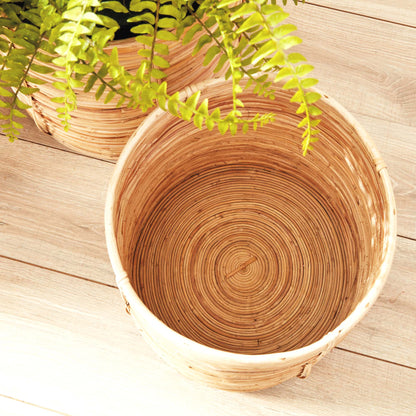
105,78,396,391
20,28,222,160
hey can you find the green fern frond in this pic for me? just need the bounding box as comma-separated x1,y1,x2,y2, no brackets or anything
53,0,109,128
181,0,321,151
0,4,46,141
154,79,274,135
281,0,305,5
0,0,320,154
126,0,189,111
230,0,322,154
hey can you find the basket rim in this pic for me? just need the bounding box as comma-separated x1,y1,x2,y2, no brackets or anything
104,77,397,365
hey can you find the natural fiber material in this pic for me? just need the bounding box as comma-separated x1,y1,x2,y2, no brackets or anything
20,30,222,160
105,78,396,390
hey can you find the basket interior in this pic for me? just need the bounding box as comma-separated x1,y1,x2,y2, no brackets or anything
112,87,391,354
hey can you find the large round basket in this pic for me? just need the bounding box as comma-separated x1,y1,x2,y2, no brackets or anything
105,78,396,391
20,29,222,160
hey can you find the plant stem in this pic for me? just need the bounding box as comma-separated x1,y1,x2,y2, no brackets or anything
9,36,43,115
186,5,261,85
256,4,312,154
214,14,238,113
148,0,161,84
83,60,132,100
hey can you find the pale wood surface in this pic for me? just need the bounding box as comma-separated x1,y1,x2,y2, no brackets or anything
286,1,416,239
1,2,416,415
306,0,416,27
285,3,416,128
1,139,114,285
0,396,67,416
1,257,415,416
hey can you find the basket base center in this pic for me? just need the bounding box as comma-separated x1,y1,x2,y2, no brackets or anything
225,255,258,280
133,164,357,354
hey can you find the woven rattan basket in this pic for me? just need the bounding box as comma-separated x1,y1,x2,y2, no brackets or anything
20,29,221,160
105,78,396,391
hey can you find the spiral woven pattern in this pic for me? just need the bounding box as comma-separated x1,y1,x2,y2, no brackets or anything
107,78,395,388
20,27,223,160
132,163,357,353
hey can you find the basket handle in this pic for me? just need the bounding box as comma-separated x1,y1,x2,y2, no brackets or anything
297,363,313,379
117,272,132,315
120,290,131,315
21,81,51,135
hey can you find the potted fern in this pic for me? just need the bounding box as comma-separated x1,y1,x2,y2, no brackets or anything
0,0,321,159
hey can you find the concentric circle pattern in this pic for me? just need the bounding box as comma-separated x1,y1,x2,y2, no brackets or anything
132,164,357,354
20,29,224,160
108,79,395,389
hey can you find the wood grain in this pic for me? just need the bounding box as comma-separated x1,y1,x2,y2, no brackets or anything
0,2,415,411
350,114,416,239
1,115,414,290
339,236,416,368
3,3,415,238
5,115,415,240
284,2,416,238
6,121,67,153
0,395,68,416
0,94,69,154
0,139,115,285
1,123,415,368
284,3,416,128
0,95,115,161
305,0,416,27
1,257,415,416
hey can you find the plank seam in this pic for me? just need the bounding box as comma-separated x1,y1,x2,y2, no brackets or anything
2,249,415,371
0,254,118,290
397,234,416,242
0,393,72,416
19,137,117,165
335,346,416,371
1,134,116,165
305,1,416,29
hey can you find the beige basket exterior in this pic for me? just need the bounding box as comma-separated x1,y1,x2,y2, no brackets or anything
21,26,223,160
105,78,396,391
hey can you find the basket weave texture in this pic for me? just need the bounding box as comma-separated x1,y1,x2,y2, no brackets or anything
20,28,222,160
105,78,396,391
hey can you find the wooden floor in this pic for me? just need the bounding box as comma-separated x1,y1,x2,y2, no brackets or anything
1,2,415,415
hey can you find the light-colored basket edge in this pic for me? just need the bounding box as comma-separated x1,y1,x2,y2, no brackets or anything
104,78,397,367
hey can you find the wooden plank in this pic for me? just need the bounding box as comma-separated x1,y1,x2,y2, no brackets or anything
6,115,416,239
2,6,414,240
1,2,414,144
339,236,416,368
0,3,414,414
2,118,414,290
283,3,416,238
8,122,68,153
0,139,115,286
2,5,415,242
283,3,416,128
0,92,71,153
1,257,415,416
1,2,414,148
3,136,415,244
1,131,415,367
348,114,416,239
0,122,416,365
0,104,114,160
305,0,416,28
0,395,68,416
